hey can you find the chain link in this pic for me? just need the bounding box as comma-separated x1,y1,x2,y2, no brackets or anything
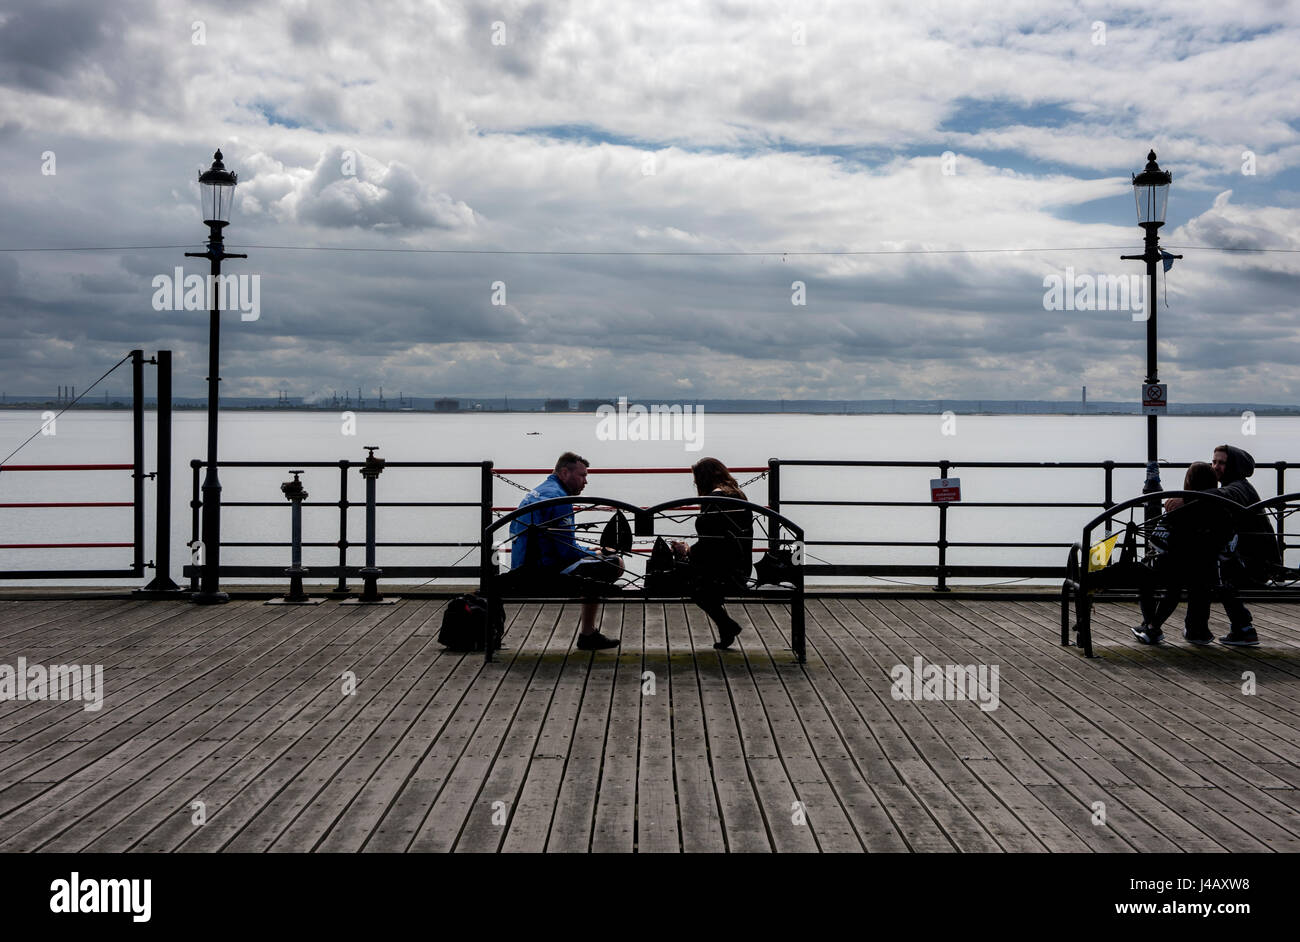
492,471,535,494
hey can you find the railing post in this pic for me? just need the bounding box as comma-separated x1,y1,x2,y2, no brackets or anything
792,524,806,663
189,459,202,591
335,460,350,593
480,461,494,587
131,350,145,577
139,349,180,592
345,446,393,605
1102,459,1116,534
1277,461,1287,559
268,471,320,605
934,460,950,592
767,458,781,554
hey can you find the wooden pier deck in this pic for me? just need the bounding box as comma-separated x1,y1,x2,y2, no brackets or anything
1,596,1298,853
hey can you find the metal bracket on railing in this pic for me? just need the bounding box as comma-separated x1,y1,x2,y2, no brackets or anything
343,447,396,605
269,470,321,606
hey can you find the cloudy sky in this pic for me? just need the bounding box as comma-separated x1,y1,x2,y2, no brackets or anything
1,0,1298,403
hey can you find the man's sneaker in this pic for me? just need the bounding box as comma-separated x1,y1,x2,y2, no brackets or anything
1131,623,1163,645
1219,625,1260,648
576,631,620,651
1182,627,1214,646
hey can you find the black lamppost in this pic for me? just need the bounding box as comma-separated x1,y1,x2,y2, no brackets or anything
187,149,246,604
1121,150,1180,499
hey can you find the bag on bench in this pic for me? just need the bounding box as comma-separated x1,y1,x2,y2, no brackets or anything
644,537,690,595
438,594,505,652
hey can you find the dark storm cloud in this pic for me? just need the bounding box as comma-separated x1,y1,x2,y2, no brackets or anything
0,1,132,93
1,2,1300,404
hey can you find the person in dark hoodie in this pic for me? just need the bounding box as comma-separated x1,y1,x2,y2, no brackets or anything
1210,444,1280,647
1132,462,1233,646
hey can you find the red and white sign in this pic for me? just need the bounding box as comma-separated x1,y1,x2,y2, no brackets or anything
1142,383,1167,415
930,478,961,503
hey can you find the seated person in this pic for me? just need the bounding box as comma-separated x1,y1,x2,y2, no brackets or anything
509,451,623,651
1133,461,1233,646
1209,444,1279,647
670,457,754,650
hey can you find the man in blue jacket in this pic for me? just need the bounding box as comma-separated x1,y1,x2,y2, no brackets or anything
511,452,622,650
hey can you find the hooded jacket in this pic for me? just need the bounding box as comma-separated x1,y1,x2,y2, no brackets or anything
1216,445,1280,568
1217,445,1262,506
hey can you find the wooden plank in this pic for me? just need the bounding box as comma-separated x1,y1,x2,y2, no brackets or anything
943,599,1229,852
497,608,593,853
219,632,444,849
794,600,956,852
831,598,1045,852
808,599,1002,852
662,601,725,854
590,605,642,853
634,601,678,853
406,602,562,852
313,605,523,852
719,604,831,852
93,608,445,852
0,600,329,848
221,602,452,851
172,601,431,852
4,600,392,851
0,600,234,740
361,605,548,852
546,605,621,852
745,600,907,852
683,603,771,852
1017,600,1300,850
453,605,573,852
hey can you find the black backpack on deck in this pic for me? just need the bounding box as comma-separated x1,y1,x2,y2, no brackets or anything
438,594,504,652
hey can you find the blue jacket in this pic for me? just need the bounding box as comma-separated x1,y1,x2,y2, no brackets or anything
509,474,597,570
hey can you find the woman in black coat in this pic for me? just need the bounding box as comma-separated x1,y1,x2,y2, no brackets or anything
671,457,754,649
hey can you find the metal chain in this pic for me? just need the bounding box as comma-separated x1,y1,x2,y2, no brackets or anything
492,471,535,494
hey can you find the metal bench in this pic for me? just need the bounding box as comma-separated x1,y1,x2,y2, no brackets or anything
481,495,806,664
1061,490,1300,657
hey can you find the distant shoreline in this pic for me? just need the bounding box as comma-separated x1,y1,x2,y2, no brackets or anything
4,404,1299,417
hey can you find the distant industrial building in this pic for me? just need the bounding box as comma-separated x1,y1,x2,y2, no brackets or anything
434,398,460,412
544,399,571,412
577,398,614,412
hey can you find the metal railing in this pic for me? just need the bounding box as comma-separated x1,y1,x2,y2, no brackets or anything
0,350,166,581
185,459,495,590
766,458,1295,590
183,457,1300,593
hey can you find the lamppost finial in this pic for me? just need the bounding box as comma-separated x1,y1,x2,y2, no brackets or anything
1145,149,1159,170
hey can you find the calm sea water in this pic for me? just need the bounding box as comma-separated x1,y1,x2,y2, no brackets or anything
2,410,1296,586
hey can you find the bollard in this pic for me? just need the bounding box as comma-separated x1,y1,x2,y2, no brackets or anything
267,470,321,605
343,446,395,605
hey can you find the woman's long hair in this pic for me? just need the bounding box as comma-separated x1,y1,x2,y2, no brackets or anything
692,457,746,500
1184,461,1217,491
